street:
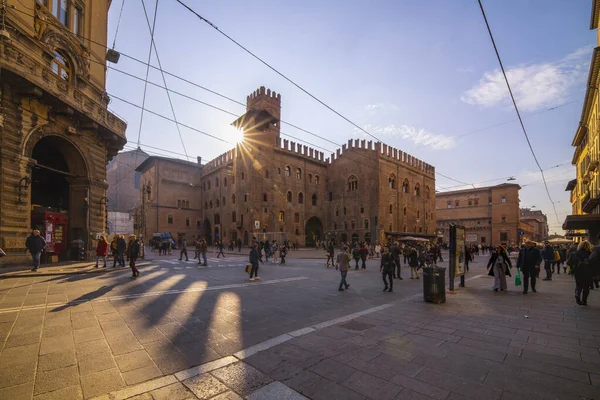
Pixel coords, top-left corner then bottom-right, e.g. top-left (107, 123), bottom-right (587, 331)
top-left (0, 252), bottom-right (599, 399)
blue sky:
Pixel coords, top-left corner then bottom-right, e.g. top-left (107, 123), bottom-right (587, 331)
top-left (105, 0), bottom-right (596, 233)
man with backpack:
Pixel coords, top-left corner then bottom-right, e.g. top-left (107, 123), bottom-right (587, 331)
top-left (516, 241), bottom-right (541, 294)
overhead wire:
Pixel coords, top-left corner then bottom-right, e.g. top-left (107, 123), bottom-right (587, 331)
top-left (477, 0), bottom-right (560, 224)
top-left (111, 0), bottom-right (126, 49)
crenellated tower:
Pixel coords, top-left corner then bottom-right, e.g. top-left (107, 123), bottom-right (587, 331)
top-left (231, 86), bottom-right (281, 146)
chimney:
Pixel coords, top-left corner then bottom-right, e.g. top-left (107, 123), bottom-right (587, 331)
top-left (197, 156), bottom-right (202, 164)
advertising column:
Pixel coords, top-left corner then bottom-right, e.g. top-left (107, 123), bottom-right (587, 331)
top-left (449, 224), bottom-right (466, 291)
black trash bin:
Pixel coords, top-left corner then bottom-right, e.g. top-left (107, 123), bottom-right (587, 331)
top-left (70, 240), bottom-right (85, 261)
top-left (423, 266), bottom-right (446, 304)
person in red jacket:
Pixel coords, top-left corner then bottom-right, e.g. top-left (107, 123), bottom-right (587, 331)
top-left (95, 235), bottom-right (109, 268)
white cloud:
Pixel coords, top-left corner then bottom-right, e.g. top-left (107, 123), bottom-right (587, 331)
top-left (359, 124), bottom-right (457, 150)
top-left (461, 46), bottom-right (591, 111)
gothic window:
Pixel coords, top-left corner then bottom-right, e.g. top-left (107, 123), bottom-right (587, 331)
top-left (167, 214), bottom-right (173, 224)
top-left (474, 198), bottom-right (479, 206)
top-left (279, 211), bottom-right (285, 222)
top-left (335, 208), bottom-right (339, 217)
top-left (312, 194), bottom-right (317, 206)
top-left (364, 219), bottom-right (369, 229)
top-left (209, 201), bottom-right (213, 209)
top-left (403, 207), bottom-right (407, 216)
top-left (186, 217), bottom-right (190, 227)
top-left (447, 201), bottom-right (451, 209)
top-left (501, 215), bottom-right (506, 223)
top-left (216, 199), bottom-right (220, 207)
top-left (343, 207), bottom-right (347, 215)
top-left (208, 181), bottom-right (211, 190)
top-left (501, 196), bottom-right (506, 203)
top-left (277, 167), bottom-right (281, 175)
top-left (196, 219), bottom-right (201, 228)
top-left (73, 4), bottom-right (83, 35)
top-left (298, 192), bottom-right (304, 204)
top-left (224, 177), bottom-right (228, 187)
top-left (315, 175), bottom-right (320, 184)
top-left (351, 221), bottom-right (355, 230)
top-left (417, 210), bottom-right (420, 218)
top-left (286, 191), bottom-right (292, 203)
top-left (295, 213), bottom-right (300, 223)
top-left (214, 214), bottom-right (220, 224)
top-left (402, 179), bottom-right (409, 193)
top-left (205, 201), bottom-right (208, 209)
top-left (347, 175), bottom-right (358, 191)
top-left (216, 177), bottom-right (219, 187)
top-left (389, 174), bottom-right (396, 189)
top-left (296, 168), bottom-right (302, 180)
top-left (51, 50), bottom-right (71, 82)
top-left (222, 197), bottom-right (226, 206)
top-left (425, 186), bottom-right (430, 199)
top-left (403, 225), bottom-right (407, 233)
top-left (232, 212), bottom-right (237, 223)
top-left (455, 200), bottom-right (460, 207)
top-left (241, 172), bottom-right (245, 180)
top-left (488, 196), bottom-right (492, 205)
top-left (414, 183), bottom-right (421, 197)
top-left (308, 174), bottom-right (313, 183)
top-left (389, 204), bottom-right (393, 214)
top-left (285, 166), bottom-right (291, 177)
top-left (264, 193), bottom-right (269, 202)
top-left (244, 194), bottom-right (248, 203)
top-left (231, 194), bottom-right (236, 204)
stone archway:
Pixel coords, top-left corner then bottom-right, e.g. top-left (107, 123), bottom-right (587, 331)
top-left (28, 135), bottom-right (89, 260)
top-left (305, 216), bottom-right (323, 247)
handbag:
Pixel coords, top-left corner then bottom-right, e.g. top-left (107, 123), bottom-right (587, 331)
top-left (245, 264), bottom-right (252, 274)
top-left (515, 269), bottom-right (521, 287)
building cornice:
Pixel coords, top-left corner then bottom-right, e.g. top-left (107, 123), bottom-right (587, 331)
top-left (572, 47), bottom-right (600, 147)
top-left (591, 0), bottom-right (600, 30)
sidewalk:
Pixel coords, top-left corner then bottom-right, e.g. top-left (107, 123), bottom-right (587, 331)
top-left (89, 269), bottom-right (600, 400)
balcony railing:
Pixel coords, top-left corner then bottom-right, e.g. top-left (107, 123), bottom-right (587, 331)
top-left (582, 191), bottom-right (600, 214)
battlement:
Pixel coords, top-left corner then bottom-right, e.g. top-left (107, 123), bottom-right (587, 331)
top-left (247, 86), bottom-right (281, 104)
top-left (201, 148), bottom-right (235, 175)
top-left (325, 139), bottom-right (435, 177)
top-left (275, 137), bottom-right (326, 164)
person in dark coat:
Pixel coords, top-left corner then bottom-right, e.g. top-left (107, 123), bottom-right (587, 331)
top-left (326, 242), bottom-right (335, 268)
top-left (542, 241), bottom-right (555, 281)
top-left (25, 229), bottom-right (46, 272)
top-left (516, 241), bottom-right (541, 294)
top-left (117, 235), bottom-right (127, 267)
top-left (380, 246), bottom-right (395, 292)
top-left (352, 247), bottom-right (361, 270)
top-left (249, 243), bottom-right (260, 281)
top-left (409, 247), bottom-right (420, 279)
top-left (128, 235), bottom-right (141, 278)
top-left (486, 246), bottom-right (512, 292)
top-left (589, 235), bottom-right (600, 289)
top-left (359, 244), bottom-right (368, 270)
top-left (390, 242), bottom-right (402, 280)
top-left (568, 241), bottom-right (593, 305)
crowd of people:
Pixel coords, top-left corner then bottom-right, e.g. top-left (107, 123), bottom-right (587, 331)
top-left (94, 234), bottom-right (141, 279)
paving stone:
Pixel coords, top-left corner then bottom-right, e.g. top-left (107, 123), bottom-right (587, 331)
top-left (183, 373), bottom-right (229, 399)
top-left (340, 370), bottom-right (402, 400)
top-left (301, 377), bottom-right (366, 400)
top-left (395, 387), bottom-right (438, 400)
top-left (390, 373), bottom-right (450, 400)
top-left (33, 385), bottom-right (83, 400)
top-left (154, 352), bottom-right (190, 375)
top-left (246, 381), bottom-right (308, 400)
top-left (78, 349), bottom-right (117, 375)
top-left (108, 338), bottom-right (144, 355)
top-left (122, 364), bottom-right (163, 385)
top-left (504, 354), bottom-right (589, 384)
top-left (0, 382), bottom-right (33, 400)
top-left (484, 372), bottom-right (577, 400)
top-left (309, 358), bottom-right (355, 383)
top-left (208, 391), bottom-right (243, 400)
top-left (73, 326), bottom-right (104, 344)
top-left (42, 324), bottom-right (72, 339)
top-left (150, 382), bottom-right (196, 400)
top-left (75, 338), bottom-right (110, 358)
top-left (0, 362), bottom-right (36, 389)
top-left (415, 367), bottom-right (502, 400)
top-left (518, 368), bottom-right (599, 399)
top-left (80, 367), bottom-right (125, 399)
top-left (4, 331), bottom-right (41, 348)
top-left (144, 339), bottom-right (181, 359)
top-left (0, 343), bottom-right (39, 367)
top-left (38, 350), bottom-right (77, 372)
top-left (114, 349), bottom-right (154, 372)
top-left (34, 365), bottom-right (79, 395)
top-left (40, 335), bottom-right (75, 355)
top-left (282, 369), bottom-right (323, 395)
top-left (210, 361), bottom-right (272, 397)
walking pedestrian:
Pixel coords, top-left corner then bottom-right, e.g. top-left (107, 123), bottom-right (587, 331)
top-left (409, 247), bottom-right (420, 279)
top-left (237, 238), bottom-right (242, 252)
top-left (95, 235), bottom-right (108, 268)
top-left (249, 243), bottom-right (260, 281)
top-left (516, 241), bottom-right (541, 294)
top-left (179, 237), bottom-right (189, 261)
top-left (127, 234), bottom-right (141, 278)
top-left (198, 238), bottom-right (208, 266)
top-left (352, 247), bottom-right (360, 270)
top-left (217, 241), bottom-right (225, 258)
top-left (117, 235), bottom-right (126, 266)
top-left (542, 241), bottom-right (554, 281)
top-left (279, 244), bottom-right (287, 265)
top-left (110, 236), bottom-right (119, 267)
top-left (380, 246), bottom-right (394, 292)
top-left (375, 242), bottom-right (381, 258)
top-left (359, 243), bottom-right (368, 270)
top-left (403, 244), bottom-right (411, 267)
top-left (487, 246), bottom-right (512, 292)
top-left (390, 242), bottom-right (402, 279)
top-left (25, 229), bottom-right (46, 272)
top-left (336, 246), bottom-right (350, 291)
top-left (567, 241), bottom-right (592, 305)
top-left (326, 241), bottom-right (335, 267)
top-left (588, 234), bottom-right (600, 290)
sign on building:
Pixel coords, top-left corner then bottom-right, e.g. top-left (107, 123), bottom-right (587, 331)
top-left (465, 233), bottom-right (478, 243)
top-left (254, 221), bottom-right (260, 229)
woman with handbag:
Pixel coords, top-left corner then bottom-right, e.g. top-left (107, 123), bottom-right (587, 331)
top-left (95, 235), bottom-right (109, 268)
top-left (487, 245), bottom-right (512, 292)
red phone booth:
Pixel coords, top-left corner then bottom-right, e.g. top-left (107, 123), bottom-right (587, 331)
top-left (31, 212), bottom-right (69, 261)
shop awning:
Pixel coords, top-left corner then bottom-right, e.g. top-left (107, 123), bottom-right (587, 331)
top-left (562, 214), bottom-right (600, 230)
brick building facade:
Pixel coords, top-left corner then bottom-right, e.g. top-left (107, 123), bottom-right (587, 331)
top-left (139, 87), bottom-right (436, 246)
top-left (519, 208), bottom-right (548, 243)
top-left (435, 184), bottom-right (521, 246)
top-left (0, 0), bottom-right (126, 264)
top-left (135, 157), bottom-right (203, 241)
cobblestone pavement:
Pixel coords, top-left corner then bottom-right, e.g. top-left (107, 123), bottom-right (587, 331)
top-left (0, 252), bottom-right (599, 399)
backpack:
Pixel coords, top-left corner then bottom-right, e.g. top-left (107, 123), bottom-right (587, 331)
top-left (553, 250), bottom-right (560, 261)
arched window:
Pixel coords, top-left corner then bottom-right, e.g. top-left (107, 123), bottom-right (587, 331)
top-left (351, 221), bottom-right (355, 230)
top-left (285, 166), bottom-right (291, 177)
top-left (209, 201), bottom-right (213, 209)
top-left (315, 175), bottom-right (320, 184)
top-left (364, 219), bottom-right (369, 229)
top-left (241, 172), bottom-right (245, 180)
top-left (177, 200), bottom-right (182, 208)
top-left (403, 207), bottom-right (407, 216)
top-left (186, 217), bottom-right (190, 227)
top-left (232, 212), bottom-right (237, 223)
top-left (279, 211), bottom-right (285, 222)
top-left (447, 201), bottom-right (451, 209)
top-left (232, 194), bottom-right (236, 204)
top-left (347, 175), bottom-right (358, 191)
top-left (389, 174), bottom-right (396, 189)
top-left (501, 196), bottom-right (506, 203)
top-left (344, 221), bottom-right (348, 230)
top-left (205, 201), bottom-right (208, 209)
top-left (298, 192), bottom-right (304, 204)
top-left (414, 183), bottom-right (421, 197)
top-left (403, 225), bottom-right (407, 233)
top-left (216, 177), bottom-right (219, 187)
top-left (277, 167), bottom-right (281, 175)
top-left (167, 215), bottom-right (173, 224)
top-left (216, 199), bottom-right (220, 207)
top-left (389, 204), bottom-right (393, 214)
top-left (51, 50), bottom-right (71, 82)
top-left (222, 197), bottom-right (226, 206)
top-left (312, 194), bottom-right (317, 206)
top-left (214, 214), bottom-right (220, 224)
top-left (186, 200), bottom-right (190, 208)
top-left (402, 179), bottom-right (409, 193)
top-left (425, 186), bottom-right (430, 199)
top-left (468, 199), bottom-right (472, 206)
top-left (335, 208), bottom-right (339, 217)
top-left (208, 181), bottom-right (211, 190)
top-left (264, 193), bottom-right (269, 202)
top-left (308, 174), bottom-right (313, 183)
top-left (343, 207), bottom-right (347, 215)
top-left (417, 210), bottom-right (420, 218)
top-left (413, 225), bottom-right (417, 233)
top-left (196, 219), bottom-right (201, 228)
top-left (296, 168), bottom-right (302, 180)
top-left (286, 191), bottom-right (292, 203)
top-left (224, 177), bottom-right (228, 187)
